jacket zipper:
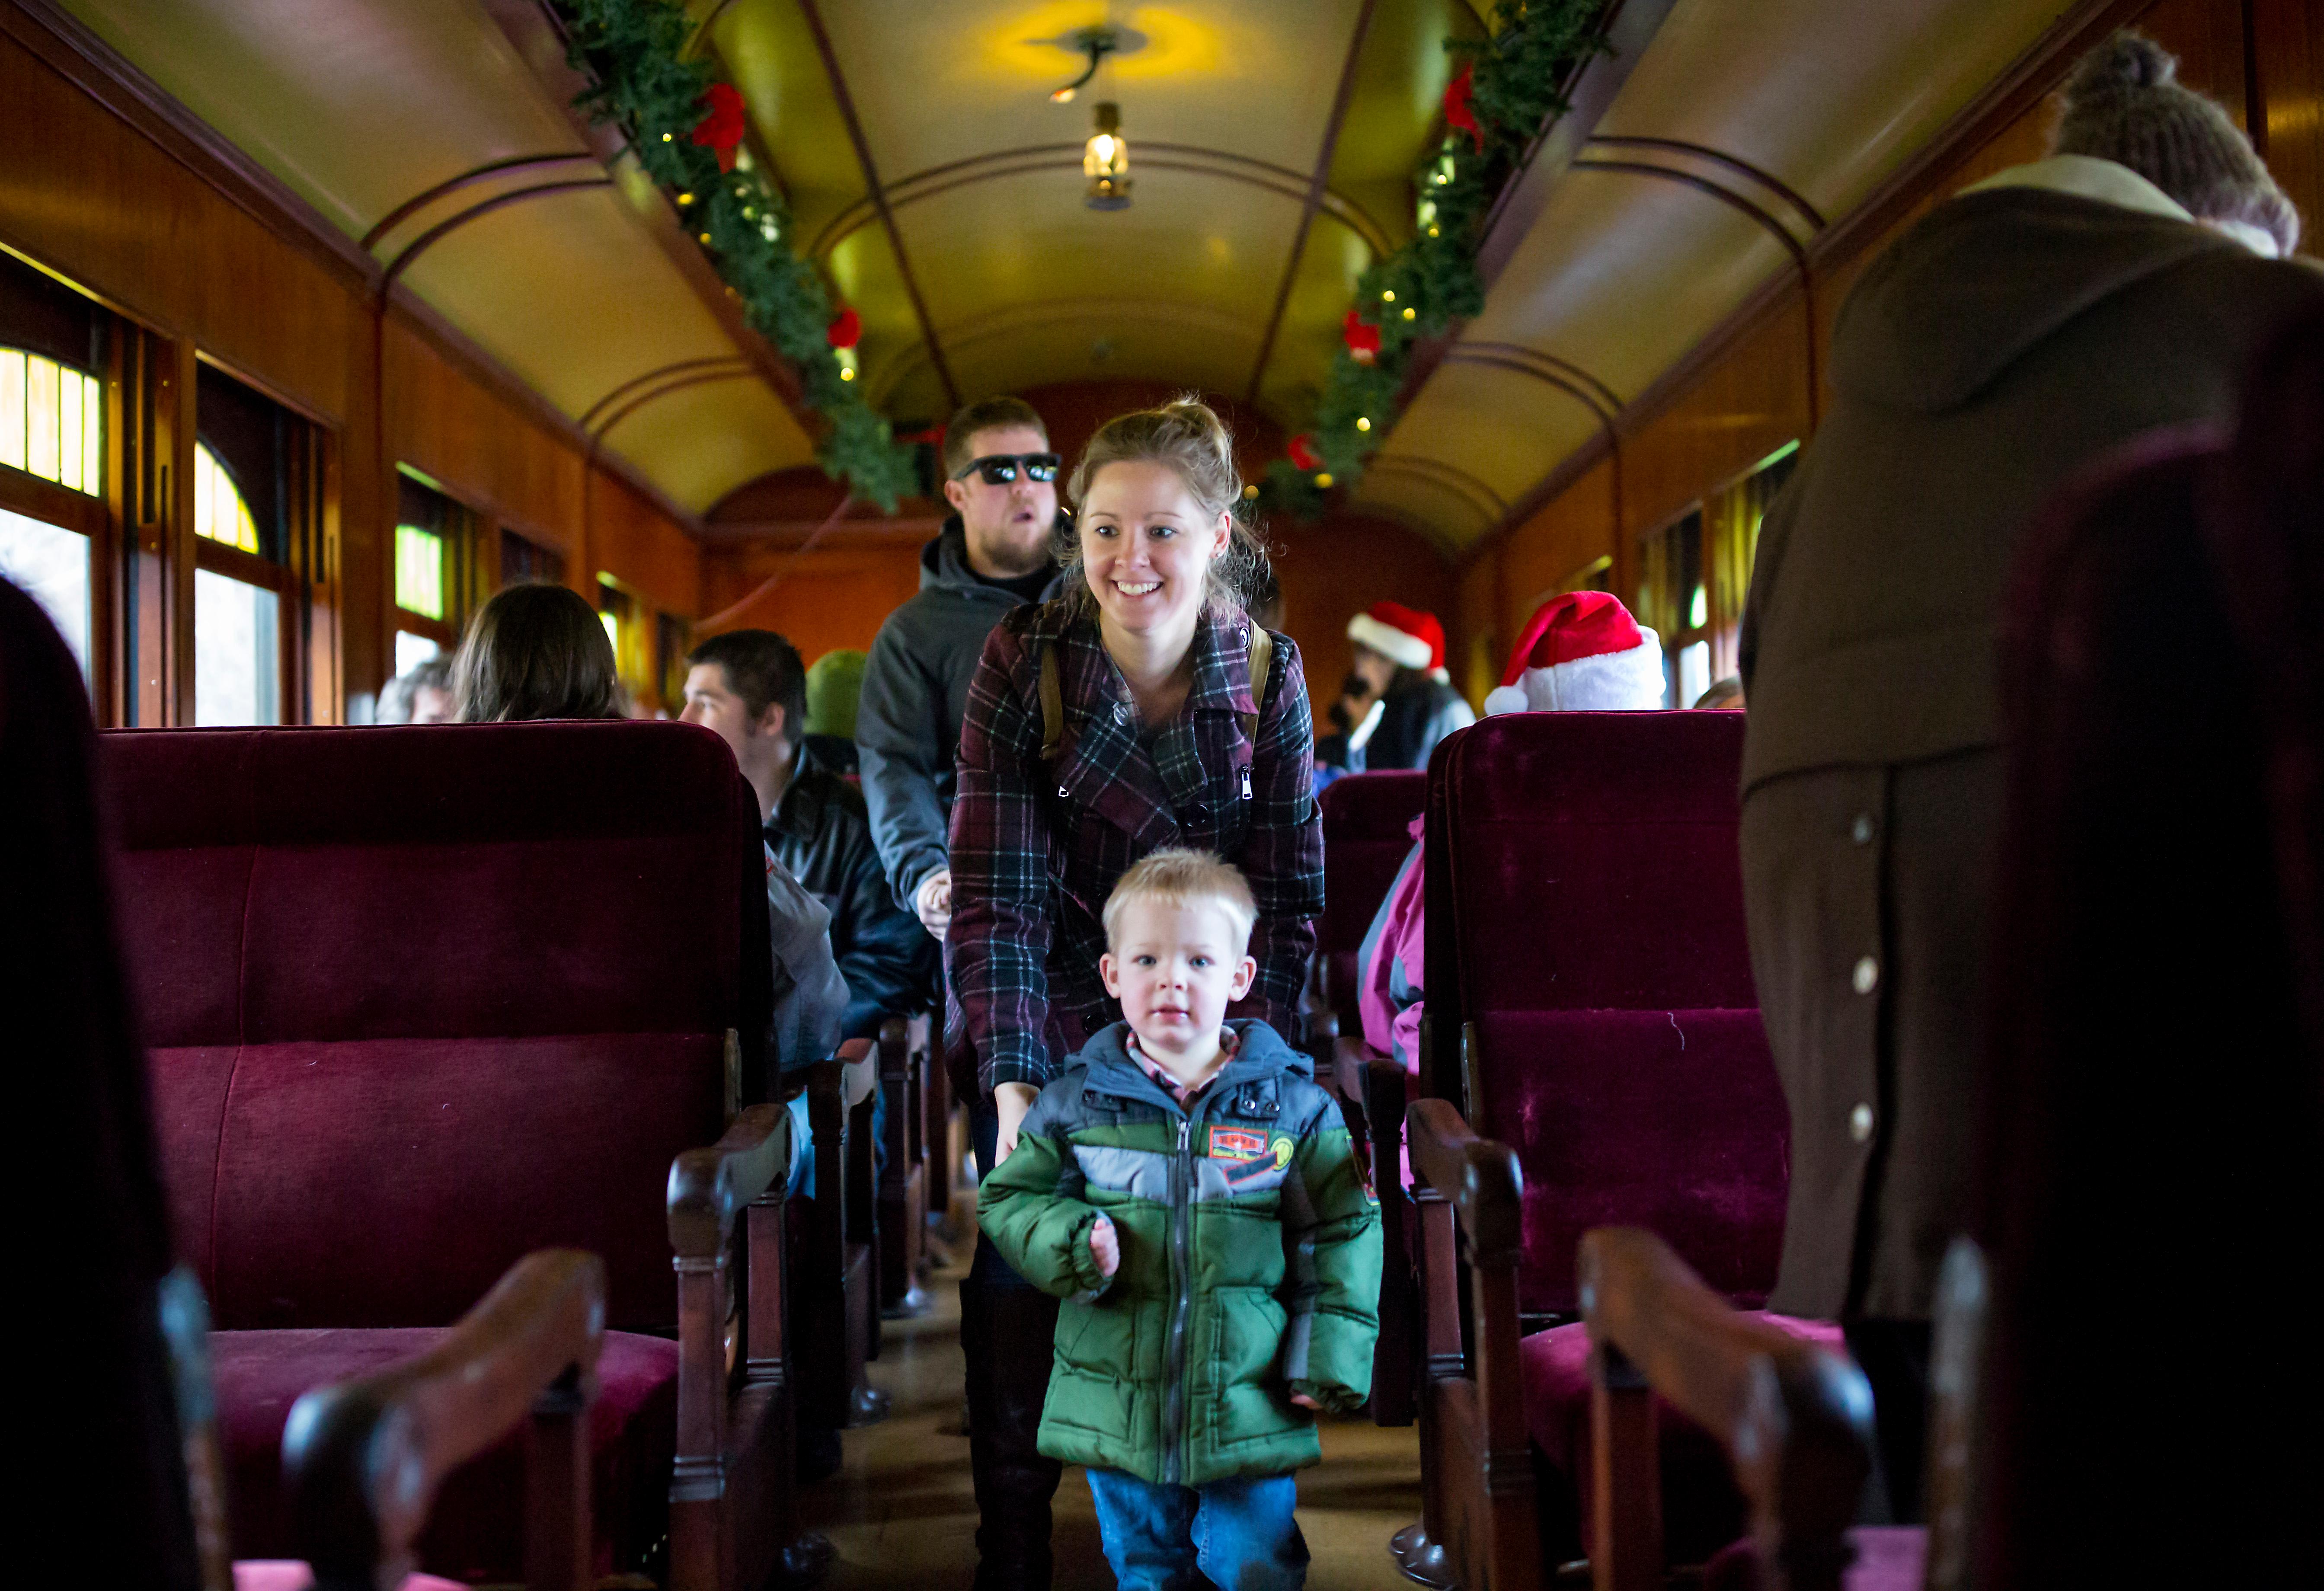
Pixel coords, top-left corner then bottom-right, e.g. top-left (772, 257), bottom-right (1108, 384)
top-left (1164, 1110), bottom-right (1194, 1485)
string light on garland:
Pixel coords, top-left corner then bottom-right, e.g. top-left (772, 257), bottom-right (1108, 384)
top-left (554, 0), bottom-right (916, 510)
top-left (1248, 0), bottom-right (1608, 524)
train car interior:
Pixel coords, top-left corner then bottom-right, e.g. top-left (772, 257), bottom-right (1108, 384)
top-left (7, 0), bottom-right (2319, 1588)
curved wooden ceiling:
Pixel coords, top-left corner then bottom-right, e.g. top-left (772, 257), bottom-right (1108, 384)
top-left (58, 0), bottom-right (2084, 546)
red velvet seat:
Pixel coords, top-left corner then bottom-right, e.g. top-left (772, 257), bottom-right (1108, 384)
top-left (1519, 1315), bottom-right (1845, 1568)
top-left (1408, 712), bottom-right (1800, 1581)
top-left (103, 722), bottom-right (773, 1583)
top-left (214, 1328), bottom-right (679, 1578)
top-left (1313, 769), bottom-right (1428, 1031)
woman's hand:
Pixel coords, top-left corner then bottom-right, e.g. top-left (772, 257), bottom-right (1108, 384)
top-left (1089, 1214), bottom-right (1120, 1278)
top-left (993, 1082), bottom-right (1040, 1163)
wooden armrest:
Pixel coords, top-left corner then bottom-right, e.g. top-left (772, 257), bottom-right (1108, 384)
top-left (668, 1102), bottom-right (794, 1261)
top-left (1404, 1097), bottom-right (1523, 1264)
top-left (1579, 1228), bottom-right (1870, 1533)
top-left (839, 1036), bottom-right (877, 1110)
top-left (284, 1250), bottom-right (605, 1588)
top-left (1332, 1035), bottom-right (1408, 1110)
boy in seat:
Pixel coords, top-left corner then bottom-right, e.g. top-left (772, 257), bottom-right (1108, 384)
top-left (979, 849), bottom-right (1381, 1591)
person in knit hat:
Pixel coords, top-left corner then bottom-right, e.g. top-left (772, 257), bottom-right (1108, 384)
top-left (1355, 591), bottom-right (1665, 1076)
top-left (1739, 29), bottom-right (2322, 1524)
top-left (802, 646), bottom-right (866, 775)
top-left (1317, 600), bottom-right (1474, 778)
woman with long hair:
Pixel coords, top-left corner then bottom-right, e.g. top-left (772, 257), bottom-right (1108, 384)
top-left (944, 397), bottom-right (1324, 1591)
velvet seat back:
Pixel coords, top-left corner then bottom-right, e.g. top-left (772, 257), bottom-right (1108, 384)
top-left (1430, 712), bottom-right (1784, 1314)
top-left (1315, 771), bottom-right (1428, 1007)
top-left (103, 722), bottom-right (765, 1333)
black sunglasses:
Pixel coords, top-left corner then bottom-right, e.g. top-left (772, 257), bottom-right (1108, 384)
top-left (953, 452), bottom-right (1061, 486)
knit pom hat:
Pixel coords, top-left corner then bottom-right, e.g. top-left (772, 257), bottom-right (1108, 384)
top-left (2055, 33), bottom-right (2298, 257)
top-left (1482, 591), bottom-right (1666, 716)
top-left (803, 648), bottom-right (867, 739)
top-left (1348, 601), bottom-right (1450, 682)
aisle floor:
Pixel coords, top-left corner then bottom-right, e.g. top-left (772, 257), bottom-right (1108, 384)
top-left (802, 1212), bottom-right (1425, 1590)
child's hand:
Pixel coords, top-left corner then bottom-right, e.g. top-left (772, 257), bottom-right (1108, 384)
top-left (1290, 1392), bottom-right (1322, 1410)
top-left (1089, 1214), bottom-right (1120, 1278)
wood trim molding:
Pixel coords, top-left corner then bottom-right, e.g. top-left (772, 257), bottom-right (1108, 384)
top-left (0, 460), bottom-right (108, 534)
top-left (193, 528), bottom-right (289, 591)
top-left (2, 0), bottom-right (379, 294)
top-left (1451, 0), bottom-right (2155, 570)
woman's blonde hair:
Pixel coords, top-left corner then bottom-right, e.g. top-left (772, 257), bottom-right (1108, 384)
top-left (1060, 396), bottom-right (1269, 617)
top-left (453, 582), bottom-right (626, 722)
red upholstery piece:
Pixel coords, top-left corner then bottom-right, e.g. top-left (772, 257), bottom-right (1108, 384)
top-left (1316, 770), bottom-right (1429, 957)
top-left (102, 722), bottom-right (767, 1577)
top-left (214, 1329), bottom-right (679, 1583)
top-left (1519, 1316), bottom-right (1844, 1565)
top-left (1702, 1527), bottom-right (1927, 1591)
top-left (105, 722), bottom-right (757, 1333)
top-left (1432, 712), bottom-right (1785, 1315)
top-left (151, 1035), bottom-right (723, 1329)
top-left (1479, 1010), bottom-right (1787, 1312)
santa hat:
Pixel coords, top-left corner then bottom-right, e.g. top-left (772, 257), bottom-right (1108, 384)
top-left (1347, 601), bottom-right (1449, 683)
top-left (1483, 591), bottom-right (1666, 716)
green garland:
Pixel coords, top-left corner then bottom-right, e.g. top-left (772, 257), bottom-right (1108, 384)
top-left (1252, 0), bottom-right (1606, 522)
top-left (557, 0), bottom-right (919, 511)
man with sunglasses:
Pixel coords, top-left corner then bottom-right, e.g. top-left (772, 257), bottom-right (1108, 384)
top-left (860, 396), bottom-right (1067, 942)
top-left (857, 395), bottom-right (1069, 1590)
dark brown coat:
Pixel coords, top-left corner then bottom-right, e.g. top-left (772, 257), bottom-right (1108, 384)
top-left (1740, 182), bottom-right (2324, 1320)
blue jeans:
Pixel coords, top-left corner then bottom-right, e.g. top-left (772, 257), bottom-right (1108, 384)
top-left (1084, 1468), bottom-right (1308, 1591)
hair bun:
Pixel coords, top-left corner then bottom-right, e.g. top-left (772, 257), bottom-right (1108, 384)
top-left (2068, 32), bottom-right (2177, 99)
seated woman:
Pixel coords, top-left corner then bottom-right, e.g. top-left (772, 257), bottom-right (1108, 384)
top-left (452, 582), bottom-right (848, 1076)
top-left (1357, 590), bottom-right (1667, 1073)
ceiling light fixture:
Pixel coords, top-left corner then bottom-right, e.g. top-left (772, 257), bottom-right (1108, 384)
top-left (1084, 102), bottom-right (1131, 211)
top-left (1047, 25), bottom-right (1135, 102)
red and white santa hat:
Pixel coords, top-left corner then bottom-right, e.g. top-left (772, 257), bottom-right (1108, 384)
top-left (1347, 601), bottom-right (1449, 683)
top-left (1483, 590), bottom-right (1665, 716)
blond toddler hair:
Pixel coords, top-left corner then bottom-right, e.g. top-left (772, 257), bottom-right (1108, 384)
top-left (1100, 848), bottom-right (1257, 952)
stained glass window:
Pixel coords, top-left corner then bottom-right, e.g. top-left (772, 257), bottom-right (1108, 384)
top-left (0, 346), bottom-right (103, 496)
top-left (193, 443), bottom-right (259, 553)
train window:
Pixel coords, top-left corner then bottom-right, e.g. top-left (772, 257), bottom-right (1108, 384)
top-left (394, 471), bottom-right (476, 666)
top-left (0, 505), bottom-right (90, 672)
top-left (1, 347), bottom-right (103, 496)
top-left (1637, 444), bottom-right (1800, 706)
top-left (190, 444), bottom-right (279, 726)
top-left (656, 611), bottom-right (690, 715)
top-left (501, 527), bottom-right (565, 588)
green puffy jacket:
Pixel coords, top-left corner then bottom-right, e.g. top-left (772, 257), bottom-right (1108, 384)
top-left (978, 1020), bottom-right (1381, 1486)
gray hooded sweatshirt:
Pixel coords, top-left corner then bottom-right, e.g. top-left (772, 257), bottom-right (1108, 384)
top-left (857, 518), bottom-right (1065, 907)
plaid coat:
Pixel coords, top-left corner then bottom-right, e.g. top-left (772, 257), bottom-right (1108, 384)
top-left (948, 600), bottom-right (1325, 1096)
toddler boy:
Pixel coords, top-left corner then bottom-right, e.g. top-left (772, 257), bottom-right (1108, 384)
top-left (979, 849), bottom-right (1381, 1591)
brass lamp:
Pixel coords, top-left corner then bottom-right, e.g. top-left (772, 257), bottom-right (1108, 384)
top-left (1084, 102), bottom-right (1131, 211)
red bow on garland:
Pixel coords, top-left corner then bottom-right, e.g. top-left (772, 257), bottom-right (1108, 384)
top-left (1342, 308), bottom-right (1381, 365)
top-left (692, 83), bottom-right (747, 173)
top-left (1443, 61), bottom-right (1483, 152)
top-left (827, 307), bottom-right (862, 350)
top-left (1288, 433), bottom-right (1323, 471)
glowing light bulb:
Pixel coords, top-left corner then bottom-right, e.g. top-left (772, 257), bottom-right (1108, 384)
top-left (1314, 472), bottom-right (1334, 489)
top-left (1402, 307), bottom-right (1416, 320)
top-left (678, 192), bottom-right (694, 205)
top-left (1382, 289), bottom-right (1396, 302)
top-left (1356, 417), bottom-right (1371, 432)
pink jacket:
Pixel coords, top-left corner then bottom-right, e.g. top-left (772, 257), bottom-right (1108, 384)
top-left (1356, 818), bottom-right (1426, 1075)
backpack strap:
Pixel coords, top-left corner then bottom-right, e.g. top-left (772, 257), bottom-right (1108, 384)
top-left (1241, 626), bottom-right (1275, 746)
top-left (1040, 624), bottom-right (1276, 763)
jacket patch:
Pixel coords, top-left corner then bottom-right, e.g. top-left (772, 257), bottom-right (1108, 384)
top-left (1208, 1127), bottom-right (1269, 1162)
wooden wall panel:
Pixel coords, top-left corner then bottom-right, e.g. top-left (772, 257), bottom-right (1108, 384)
top-left (1474, 0), bottom-right (2302, 631)
top-left (1496, 456), bottom-right (1618, 644)
top-left (1, 7), bottom-right (719, 719)
top-left (700, 540), bottom-right (926, 663)
top-left (0, 26), bottom-right (358, 425)
top-left (385, 317), bottom-right (581, 554)
top-left (1270, 511), bottom-right (1456, 735)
